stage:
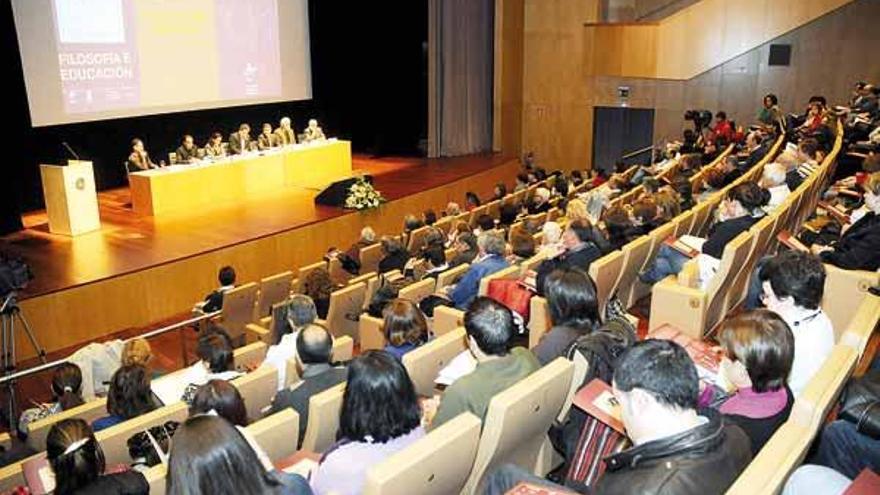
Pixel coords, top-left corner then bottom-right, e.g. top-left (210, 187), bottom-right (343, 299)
top-left (1, 153), bottom-right (518, 360)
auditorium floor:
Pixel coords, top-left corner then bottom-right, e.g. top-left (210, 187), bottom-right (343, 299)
top-left (1, 153), bottom-right (510, 300)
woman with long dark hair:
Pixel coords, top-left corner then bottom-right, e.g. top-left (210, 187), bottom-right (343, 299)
top-left (532, 267), bottom-right (600, 365)
top-left (167, 415), bottom-right (310, 495)
top-left (310, 351), bottom-right (424, 495)
top-left (93, 364), bottom-right (158, 431)
top-left (48, 418), bottom-right (148, 495)
top-left (19, 363), bottom-right (85, 437)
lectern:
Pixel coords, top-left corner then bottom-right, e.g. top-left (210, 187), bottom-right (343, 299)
top-left (39, 160), bottom-right (101, 236)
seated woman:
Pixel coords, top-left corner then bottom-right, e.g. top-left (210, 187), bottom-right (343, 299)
top-left (263, 295), bottom-right (318, 390)
top-left (640, 182), bottom-right (769, 285)
top-left (344, 226), bottom-right (376, 264)
top-left (603, 206), bottom-right (640, 250)
top-left (493, 182), bottom-right (508, 201)
top-left (152, 328), bottom-right (243, 405)
top-left (532, 267), bottom-right (600, 365)
top-left (465, 191), bottom-right (482, 211)
top-left (93, 365), bottom-right (159, 432)
top-left (382, 299), bottom-right (429, 360)
top-left (714, 309), bottom-right (795, 454)
top-left (189, 380), bottom-right (273, 471)
top-left (377, 237), bottom-right (410, 274)
top-left (19, 363), bottom-right (84, 437)
top-left (167, 415), bottom-right (310, 495)
top-left (538, 221), bottom-right (564, 258)
top-left (631, 197), bottom-right (660, 235)
top-left (310, 351), bottom-right (425, 495)
top-left (507, 231), bottom-right (536, 265)
top-left (811, 171), bottom-right (880, 271)
top-left (304, 268), bottom-right (334, 319)
top-left (48, 418), bottom-right (148, 495)
top-left (418, 245), bottom-right (449, 279)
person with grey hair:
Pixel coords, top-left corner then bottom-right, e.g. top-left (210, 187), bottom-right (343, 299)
top-left (445, 202), bottom-right (462, 217)
top-left (268, 323), bottom-right (346, 447)
top-left (262, 295), bottom-right (318, 390)
top-left (345, 226), bottom-right (377, 264)
top-left (303, 119), bottom-right (326, 142)
top-left (446, 231), bottom-right (510, 309)
top-left (403, 214), bottom-right (424, 234)
top-left (527, 187), bottom-right (552, 214)
top-left (760, 162), bottom-right (790, 212)
top-left (378, 236), bottom-right (410, 273)
top-left (274, 116), bottom-right (297, 145)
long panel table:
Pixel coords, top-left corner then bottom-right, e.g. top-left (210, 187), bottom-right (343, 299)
top-left (129, 139), bottom-right (352, 216)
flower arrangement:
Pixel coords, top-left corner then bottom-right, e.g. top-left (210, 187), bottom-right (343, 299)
top-left (344, 177), bottom-right (385, 210)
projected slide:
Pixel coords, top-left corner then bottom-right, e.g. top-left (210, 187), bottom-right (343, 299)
top-left (12, 0), bottom-right (310, 126)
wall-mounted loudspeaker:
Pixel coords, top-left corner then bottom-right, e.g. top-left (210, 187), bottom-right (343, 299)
top-left (768, 44), bottom-right (791, 66)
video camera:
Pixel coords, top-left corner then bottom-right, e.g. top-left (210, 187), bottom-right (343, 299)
top-left (0, 255), bottom-right (33, 299)
top-left (684, 109), bottom-right (713, 133)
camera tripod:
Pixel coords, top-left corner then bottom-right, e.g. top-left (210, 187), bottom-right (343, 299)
top-left (1, 292), bottom-right (46, 433)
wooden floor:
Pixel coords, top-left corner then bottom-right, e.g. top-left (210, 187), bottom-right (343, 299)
top-left (2, 153), bottom-right (512, 300)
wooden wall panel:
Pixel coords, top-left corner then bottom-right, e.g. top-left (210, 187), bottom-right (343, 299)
top-left (493, 0), bottom-right (525, 157)
top-left (16, 161), bottom-right (520, 360)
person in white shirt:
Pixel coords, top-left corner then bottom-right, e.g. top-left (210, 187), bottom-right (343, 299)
top-left (261, 295), bottom-right (318, 391)
top-left (760, 162), bottom-right (791, 212)
top-left (759, 251), bottom-right (834, 397)
top-left (151, 328), bottom-right (242, 405)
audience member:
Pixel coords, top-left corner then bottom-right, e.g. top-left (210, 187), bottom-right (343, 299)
top-left (382, 299), bottom-right (428, 360)
top-left (167, 415), bottom-right (310, 495)
top-left (760, 163), bottom-right (791, 211)
top-left (48, 418), bottom-right (148, 495)
top-left (201, 265), bottom-right (236, 313)
top-left (465, 191), bottom-right (482, 210)
top-left (303, 267), bottom-right (334, 319)
top-left (430, 298), bottom-right (540, 427)
top-left (493, 182), bottom-right (508, 201)
top-left (263, 295), bottom-right (318, 390)
top-left (378, 237), bottom-right (410, 274)
top-left (557, 220), bottom-right (603, 272)
top-left (715, 310), bottom-right (795, 454)
top-left (344, 227), bottom-right (376, 264)
top-left (507, 231), bottom-right (536, 264)
top-left (812, 171), bottom-right (880, 271)
top-left (152, 329), bottom-right (242, 405)
top-left (93, 365), bottom-right (158, 431)
top-left (447, 231), bottom-right (509, 309)
top-left (532, 267), bottom-right (599, 365)
top-left (18, 363), bottom-right (85, 437)
top-left (310, 351), bottom-right (424, 495)
top-left (448, 231), bottom-right (478, 267)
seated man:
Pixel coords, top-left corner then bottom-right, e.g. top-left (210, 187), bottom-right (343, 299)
top-left (812, 171), bottom-right (880, 271)
top-left (274, 116), bottom-right (297, 146)
top-left (200, 266), bottom-right (236, 313)
top-left (257, 123), bottom-right (278, 151)
top-left (557, 220), bottom-right (603, 272)
top-left (719, 155), bottom-right (743, 186)
top-left (229, 123), bottom-right (254, 155)
top-left (446, 231), bottom-right (509, 310)
top-left (127, 138), bottom-right (159, 171)
top-left (203, 132), bottom-right (226, 158)
top-left (759, 251), bottom-right (834, 396)
top-left (481, 339), bottom-right (752, 495)
top-left (429, 297), bottom-right (540, 428)
top-left (268, 324), bottom-right (347, 448)
top-left (175, 134), bottom-right (200, 164)
top-left (302, 119), bottom-right (326, 142)
top-left (759, 162), bottom-right (790, 212)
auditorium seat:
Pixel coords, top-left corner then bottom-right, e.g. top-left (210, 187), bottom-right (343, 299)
top-left (588, 250), bottom-right (625, 319)
top-left (232, 365), bottom-right (278, 421)
top-left (478, 265), bottom-right (521, 298)
top-left (402, 327), bottom-right (468, 397)
top-left (789, 345), bottom-right (857, 432)
top-left (233, 341), bottom-right (269, 371)
top-left (407, 225), bottom-right (433, 253)
top-left (671, 209), bottom-right (695, 238)
top-left (360, 243), bottom-right (384, 275)
top-left (25, 397), bottom-right (108, 451)
top-left (724, 215), bottom-right (778, 313)
top-left (434, 215), bottom-right (454, 234)
top-left (626, 222), bottom-right (674, 308)
top-left (461, 358), bottom-right (575, 494)
top-left (432, 306), bottom-right (465, 337)
top-left (436, 263), bottom-right (470, 292)
top-left (613, 235), bottom-right (651, 312)
top-left (256, 271), bottom-right (294, 318)
top-left (649, 231), bottom-right (753, 338)
top-left (246, 301), bottom-right (286, 344)
top-left (219, 282), bottom-right (259, 344)
top-left (358, 314), bottom-right (386, 351)
top-left (468, 205), bottom-right (490, 228)
top-left (399, 277), bottom-right (437, 304)
top-left (557, 351), bottom-right (589, 423)
top-left (839, 291), bottom-right (880, 359)
top-left (363, 412), bottom-right (482, 495)
top-left (363, 274), bottom-right (382, 310)
top-left (95, 402), bottom-right (189, 466)
top-left (486, 200), bottom-right (501, 220)
top-left (822, 264), bottom-right (880, 339)
top-left (725, 418), bottom-right (810, 495)
top-left (300, 382), bottom-right (346, 453)
top-left (349, 271), bottom-right (378, 287)
top-left (144, 464), bottom-right (167, 495)
top-left (318, 282), bottom-right (367, 343)
top-left (527, 297), bottom-right (551, 349)
top-left (248, 408), bottom-right (301, 462)
top-left (519, 253), bottom-right (546, 274)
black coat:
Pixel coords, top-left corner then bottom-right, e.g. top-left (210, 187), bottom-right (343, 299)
top-left (821, 212), bottom-right (880, 271)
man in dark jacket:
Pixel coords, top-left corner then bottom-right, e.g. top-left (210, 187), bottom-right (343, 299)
top-left (480, 339), bottom-right (752, 495)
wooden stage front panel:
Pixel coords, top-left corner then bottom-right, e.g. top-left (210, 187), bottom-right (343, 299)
top-left (6, 155), bottom-right (518, 360)
top-left (129, 140), bottom-right (352, 215)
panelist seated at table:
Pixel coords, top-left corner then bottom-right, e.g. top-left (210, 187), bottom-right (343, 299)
top-left (175, 134), bottom-right (201, 164)
top-left (257, 123), bottom-right (279, 151)
top-left (274, 116), bottom-right (297, 146)
top-left (228, 123), bottom-right (257, 155)
top-left (203, 132), bottom-right (226, 159)
top-left (302, 118), bottom-right (326, 143)
top-left (127, 138), bottom-right (162, 171)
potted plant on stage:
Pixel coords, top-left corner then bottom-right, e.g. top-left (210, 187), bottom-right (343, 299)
top-left (344, 176), bottom-right (386, 210)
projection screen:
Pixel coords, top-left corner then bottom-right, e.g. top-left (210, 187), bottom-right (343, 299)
top-left (12, 0), bottom-right (311, 127)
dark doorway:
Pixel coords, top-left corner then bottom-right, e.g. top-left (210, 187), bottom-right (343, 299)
top-left (592, 107), bottom-right (655, 172)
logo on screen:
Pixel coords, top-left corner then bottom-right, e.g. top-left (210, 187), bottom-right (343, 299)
top-left (75, 177), bottom-right (85, 190)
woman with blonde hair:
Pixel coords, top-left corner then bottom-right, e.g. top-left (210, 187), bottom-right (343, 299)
top-left (122, 338), bottom-right (153, 368)
top-left (565, 198), bottom-right (590, 224)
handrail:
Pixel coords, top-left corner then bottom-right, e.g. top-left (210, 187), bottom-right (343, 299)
top-left (0, 310), bottom-right (220, 385)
